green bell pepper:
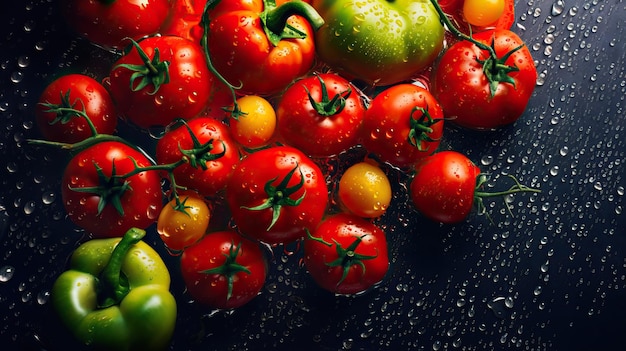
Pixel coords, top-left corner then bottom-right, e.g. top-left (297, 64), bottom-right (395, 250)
top-left (311, 0), bottom-right (444, 86)
top-left (51, 228), bottom-right (177, 351)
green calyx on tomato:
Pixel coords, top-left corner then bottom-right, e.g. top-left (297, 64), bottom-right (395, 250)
top-left (38, 91), bottom-right (98, 136)
top-left (429, 0), bottom-right (524, 96)
top-left (175, 120), bottom-right (227, 171)
top-left (408, 106), bottom-right (444, 152)
top-left (305, 74), bottom-right (352, 117)
top-left (260, 0), bottom-right (325, 46)
top-left (312, 0), bottom-right (444, 86)
top-left (114, 39), bottom-right (170, 95)
top-left (477, 40), bottom-right (524, 96)
top-left (69, 160), bottom-right (131, 216)
top-left (51, 228), bottom-right (177, 350)
top-left (242, 163), bottom-right (306, 230)
top-left (199, 240), bottom-right (251, 300)
top-left (306, 229), bottom-right (378, 287)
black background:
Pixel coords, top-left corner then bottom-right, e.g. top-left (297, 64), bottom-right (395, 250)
top-left (1, 1), bottom-right (625, 350)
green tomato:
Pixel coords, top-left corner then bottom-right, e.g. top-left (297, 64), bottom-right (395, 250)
top-left (312, 0), bottom-right (444, 86)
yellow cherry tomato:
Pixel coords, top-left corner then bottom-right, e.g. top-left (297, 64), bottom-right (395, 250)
top-left (157, 192), bottom-right (210, 251)
top-left (338, 161), bottom-right (392, 218)
top-left (229, 95), bottom-right (277, 149)
top-left (463, 0), bottom-right (505, 27)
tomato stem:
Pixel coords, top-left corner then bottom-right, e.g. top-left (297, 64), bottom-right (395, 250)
top-left (325, 234), bottom-right (378, 288)
top-left (473, 174), bottom-right (541, 219)
top-left (199, 240), bottom-right (251, 301)
top-left (407, 106), bottom-right (444, 152)
top-left (27, 133), bottom-right (127, 151)
top-left (242, 163), bottom-right (306, 231)
top-left (200, 1), bottom-right (245, 119)
top-left (429, 0), bottom-right (494, 53)
top-left (305, 74), bottom-right (352, 117)
top-left (114, 38), bottom-right (171, 95)
top-left (39, 90), bottom-right (99, 137)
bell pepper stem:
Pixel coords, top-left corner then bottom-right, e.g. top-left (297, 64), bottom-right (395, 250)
top-left (98, 228), bottom-right (146, 308)
top-left (263, 0), bottom-right (325, 35)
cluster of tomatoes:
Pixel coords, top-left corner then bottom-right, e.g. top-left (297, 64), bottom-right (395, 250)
top-left (34, 0), bottom-right (540, 311)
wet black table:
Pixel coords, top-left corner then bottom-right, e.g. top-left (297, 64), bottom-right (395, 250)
top-left (1, 1), bottom-right (625, 350)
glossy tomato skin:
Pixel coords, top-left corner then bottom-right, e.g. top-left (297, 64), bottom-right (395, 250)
top-left (303, 213), bottom-right (389, 295)
top-left (226, 145), bottom-right (328, 245)
top-left (36, 74), bottom-right (117, 143)
top-left (60, 0), bottom-right (173, 50)
top-left (108, 36), bottom-right (213, 128)
top-left (362, 84), bottom-right (444, 169)
top-left (409, 151), bottom-right (482, 224)
top-left (276, 73), bottom-right (366, 158)
top-left (431, 29), bottom-right (537, 130)
top-left (159, 0), bottom-right (206, 42)
top-left (180, 230), bottom-right (268, 309)
top-left (157, 192), bottom-right (211, 251)
top-left (156, 117), bottom-right (240, 197)
top-left (229, 95), bottom-right (278, 149)
top-left (438, 0), bottom-right (515, 35)
top-left (338, 161), bottom-right (392, 219)
top-left (207, 0), bottom-right (319, 95)
top-left (61, 141), bottom-right (163, 238)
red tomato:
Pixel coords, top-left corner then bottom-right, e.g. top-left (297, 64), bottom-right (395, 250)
top-left (361, 84), bottom-right (444, 169)
top-left (431, 29), bottom-right (537, 130)
top-left (108, 36), bottom-right (214, 128)
top-left (206, 0), bottom-right (324, 95)
top-left (225, 145), bottom-right (328, 245)
top-left (156, 117), bottom-right (240, 197)
top-left (180, 230), bottom-right (268, 309)
top-left (36, 74), bottom-right (117, 143)
top-left (60, 0), bottom-right (173, 50)
top-left (276, 73), bottom-right (366, 157)
top-left (61, 141), bottom-right (163, 238)
top-left (409, 151), bottom-right (482, 224)
top-left (303, 213), bottom-right (389, 295)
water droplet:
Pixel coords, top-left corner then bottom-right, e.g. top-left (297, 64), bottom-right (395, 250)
top-left (0, 265), bottom-right (15, 282)
top-left (551, 0), bottom-right (565, 16)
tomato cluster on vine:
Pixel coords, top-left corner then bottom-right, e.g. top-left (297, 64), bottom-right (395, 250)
top-left (33, 0), bottom-right (541, 314)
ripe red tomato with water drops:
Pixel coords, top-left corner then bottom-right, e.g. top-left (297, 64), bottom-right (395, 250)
top-left (36, 73), bottom-right (117, 143)
top-left (361, 84), bottom-right (444, 170)
top-left (61, 141), bottom-right (163, 238)
top-left (180, 230), bottom-right (268, 310)
top-left (409, 150), bottom-right (482, 224)
top-left (276, 73), bottom-right (366, 158)
top-left (431, 29), bottom-right (537, 130)
top-left (304, 213), bottom-right (389, 295)
top-left (156, 117), bottom-right (240, 197)
top-left (59, 0), bottom-right (173, 50)
top-left (225, 145), bottom-right (328, 245)
top-left (108, 36), bottom-right (214, 129)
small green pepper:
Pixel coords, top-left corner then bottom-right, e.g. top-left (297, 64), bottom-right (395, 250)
top-left (51, 228), bottom-right (177, 351)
